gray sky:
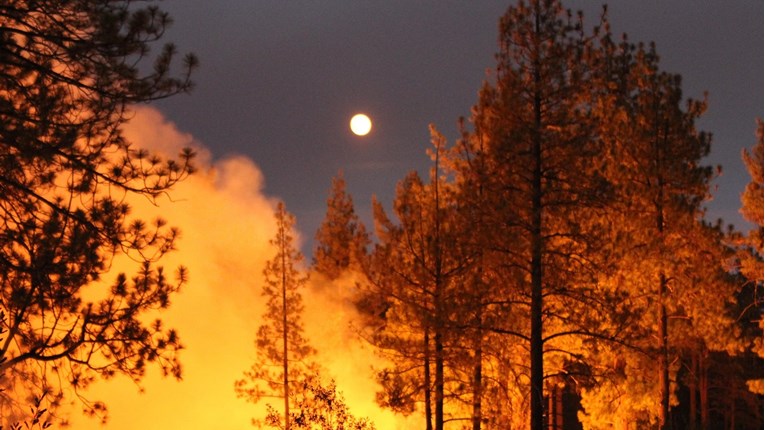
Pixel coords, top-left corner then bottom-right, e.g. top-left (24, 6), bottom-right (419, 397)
top-left (153, 1), bottom-right (763, 254)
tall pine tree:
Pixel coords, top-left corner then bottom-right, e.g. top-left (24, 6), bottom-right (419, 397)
top-left (235, 202), bottom-right (316, 430)
top-left (578, 28), bottom-right (741, 429)
top-left (451, 2), bottom-right (613, 428)
top-left (737, 120), bottom-right (763, 396)
top-left (738, 120), bottom-right (764, 309)
top-left (361, 128), bottom-right (475, 430)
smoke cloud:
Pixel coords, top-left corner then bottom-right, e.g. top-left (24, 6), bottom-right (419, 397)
top-left (65, 107), bottom-right (413, 429)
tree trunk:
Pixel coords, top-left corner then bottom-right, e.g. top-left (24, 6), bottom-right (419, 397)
top-left (689, 353), bottom-right (698, 429)
top-left (433, 133), bottom-right (445, 430)
top-left (656, 120), bottom-right (670, 430)
top-left (547, 386), bottom-right (554, 430)
top-left (700, 350), bottom-right (709, 430)
top-left (281, 230), bottom-right (291, 430)
top-left (472, 324), bottom-right (483, 430)
top-left (546, 384), bottom-right (563, 430)
top-left (658, 273), bottom-right (670, 430)
top-left (530, 5), bottom-right (545, 428)
top-left (727, 395), bottom-right (735, 430)
top-left (425, 330), bottom-right (433, 430)
top-left (435, 329), bottom-right (444, 430)
top-left (529, 98), bottom-right (545, 430)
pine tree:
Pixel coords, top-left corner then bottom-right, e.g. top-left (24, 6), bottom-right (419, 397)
top-left (740, 121), bottom-right (764, 239)
top-left (361, 128), bottom-right (475, 430)
top-left (738, 120), bottom-right (763, 395)
top-left (738, 120), bottom-right (764, 299)
top-left (450, 2), bottom-right (614, 428)
top-left (0, 0), bottom-right (196, 417)
top-left (313, 172), bottom-right (369, 280)
top-left (578, 29), bottom-right (743, 429)
top-left (236, 202), bottom-right (316, 430)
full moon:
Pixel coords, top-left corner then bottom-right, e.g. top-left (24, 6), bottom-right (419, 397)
top-left (350, 113), bottom-right (372, 136)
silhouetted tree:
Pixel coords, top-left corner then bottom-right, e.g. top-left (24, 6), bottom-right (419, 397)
top-left (0, 393), bottom-right (51, 430)
top-left (0, 0), bottom-right (196, 419)
top-left (0, 310), bottom-right (51, 429)
top-left (265, 375), bottom-right (376, 430)
top-left (236, 202), bottom-right (316, 430)
top-left (313, 172), bottom-right (369, 280)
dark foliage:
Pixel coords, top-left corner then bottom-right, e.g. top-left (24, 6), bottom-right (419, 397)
top-left (0, 0), bottom-right (196, 420)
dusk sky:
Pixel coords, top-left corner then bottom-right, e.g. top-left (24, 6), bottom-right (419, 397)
top-left (149, 1), bottom-right (763, 255)
top-left (62, 2), bottom-right (762, 428)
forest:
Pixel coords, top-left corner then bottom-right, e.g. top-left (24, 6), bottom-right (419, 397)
top-left (0, 0), bottom-right (762, 429)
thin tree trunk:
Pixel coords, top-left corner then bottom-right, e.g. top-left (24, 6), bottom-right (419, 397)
top-left (529, 128), bottom-right (545, 428)
top-left (656, 119), bottom-right (670, 430)
top-left (472, 323), bottom-right (483, 430)
top-left (727, 395), bottom-right (735, 430)
top-left (435, 329), bottom-right (444, 430)
top-left (425, 330), bottom-right (433, 430)
top-left (547, 386), bottom-right (554, 430)
top-left (281, 229), bottom-right (291, 430)
top-left (433, 141), bottom-right (445, 430)
top-left (529, 4), bottom-right (545, 428)
top-left (529, 97), bottom-right (545, 430)
top-left (471, 232), bottom-right (486, 430)
top-left (547, 385), bottom-right (563, 430)
top-left (699, 350), bottom-right (709, 430)
top-left (658, 273), bottom-right (670, 430)
top-left (689, 353), bottom-right (698, 429)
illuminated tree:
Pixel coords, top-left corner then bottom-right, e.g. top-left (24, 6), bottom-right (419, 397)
top-left (450, 2), bottom-right (618, 429)
top-left (313, 172), bottom-right (369, 280)
top-left (0, 0), bottom-right (196, 420)
top-left (739, 121), bottom-right (764, 255)
top-left (737, 120), bottom-right (763, 396)
top-left (738, 119), bottom-right (763, 316)
top-left (577, 30), bottom-right (745, 429)
top-left (361, 128), bottom-right (476, 430)
top-left (236, 202), bottom-right (316, 430)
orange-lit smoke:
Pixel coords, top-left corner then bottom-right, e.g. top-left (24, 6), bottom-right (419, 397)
top-left (65, 107), bottom-right (415, 429)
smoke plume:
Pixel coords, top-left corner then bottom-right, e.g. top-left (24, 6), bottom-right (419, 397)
top-left (65, 107), bottom-right (413, 429)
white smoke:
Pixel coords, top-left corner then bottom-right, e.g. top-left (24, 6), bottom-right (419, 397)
top-left (66, 106), bottom-right (414, 429)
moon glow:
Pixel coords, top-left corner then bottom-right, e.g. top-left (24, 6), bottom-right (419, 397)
top-left (350, 114), bottom-right (372, 136)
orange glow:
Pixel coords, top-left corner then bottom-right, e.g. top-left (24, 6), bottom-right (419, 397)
top-left (64, 107), bottom-right (414, 429)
